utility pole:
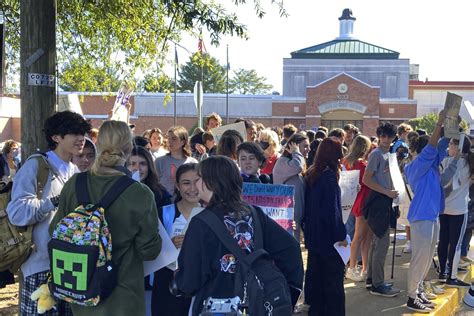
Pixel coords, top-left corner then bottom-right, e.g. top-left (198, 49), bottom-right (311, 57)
top-left (0, 14), bottom-right (5, 95)
top-left (20, 0), bottom-right (56, 158)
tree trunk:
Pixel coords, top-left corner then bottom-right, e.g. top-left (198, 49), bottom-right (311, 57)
top-left (20, 0), bottom-right (56, 159)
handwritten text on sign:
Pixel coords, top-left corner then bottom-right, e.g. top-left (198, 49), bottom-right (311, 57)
top-left (27, 73), bottom-right (55, 87)
top-left (242, 183), bottom-right (294, 235)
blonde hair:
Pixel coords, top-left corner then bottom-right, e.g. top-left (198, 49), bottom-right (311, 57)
top-left (91, 121), bottom-right (133, 176)
top-left (344, 135), bottom-right (372, 168)
top-left (258, 129), bottom-right (280, 155)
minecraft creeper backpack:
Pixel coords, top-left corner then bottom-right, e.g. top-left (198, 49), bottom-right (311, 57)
top-left (48, 172), bottom-right (135, 306)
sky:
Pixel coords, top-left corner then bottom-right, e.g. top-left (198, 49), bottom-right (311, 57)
top-left (175, 0), bottom-right (474, 94)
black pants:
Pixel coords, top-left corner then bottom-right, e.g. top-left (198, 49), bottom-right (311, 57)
top-left (438, 213), bottom-right (467, 279)
top-left (151, 267), bottom-right (191, 316)
top-left (305, 251), bottom-right (345, 316)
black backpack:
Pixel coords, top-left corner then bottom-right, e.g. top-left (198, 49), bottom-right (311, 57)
top-left (199, 207), bottom-right (293, 316)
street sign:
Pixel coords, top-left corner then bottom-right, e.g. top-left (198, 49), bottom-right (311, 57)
top-left (28, 73), bottom-right (55, 87)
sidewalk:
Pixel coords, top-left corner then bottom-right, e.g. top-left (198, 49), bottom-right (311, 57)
top-left (296, 232), bottom-right (474, 316)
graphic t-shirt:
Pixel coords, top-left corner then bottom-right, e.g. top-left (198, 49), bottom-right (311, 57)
top-left (219, 214), bottom-right (254, 274)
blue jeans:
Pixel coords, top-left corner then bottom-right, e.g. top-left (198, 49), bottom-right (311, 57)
top-left (461, 228), bottom-right (472, 257)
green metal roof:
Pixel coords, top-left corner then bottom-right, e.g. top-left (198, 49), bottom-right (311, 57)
top-left (291, 39), bottom-right (399, 59)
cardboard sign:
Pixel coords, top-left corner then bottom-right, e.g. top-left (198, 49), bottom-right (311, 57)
top-left (242, 183), bottom-right (294, 235)
top-left (210, 121), bottom-right (247, 143)
top-left (443, 92), bottom-right (463, 139)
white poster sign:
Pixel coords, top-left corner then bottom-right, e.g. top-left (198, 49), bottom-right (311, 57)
top-left (388, 153), bottom-right (407, 206)
top-left (339, 170), bottom-right (360, 223)
top-left (210, 121), bottom-right (247, 143)
top-left (143, 219), bottom-right (179, 276)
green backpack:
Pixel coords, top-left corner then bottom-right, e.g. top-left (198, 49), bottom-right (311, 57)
top-left (0, 155), bottom-right (50, 272)
top-left (48, 172), bottom-right (134, 306)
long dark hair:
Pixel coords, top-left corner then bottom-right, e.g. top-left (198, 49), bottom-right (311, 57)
top-left (197, 156), bottom-right (250, 218)
top-left (174, 162), bottom-right (198, 202)
top-left (282, 132), bottom-right (308, 159)
top-left (305, 137), bottom-right (343, 185)
top-left (130, 146), bottom-right (167, 200)
top-left (216, 129), bottom-right (244, 160)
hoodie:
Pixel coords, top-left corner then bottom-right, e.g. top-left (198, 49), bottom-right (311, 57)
top-left (404, 138), bottom-right (449, 223)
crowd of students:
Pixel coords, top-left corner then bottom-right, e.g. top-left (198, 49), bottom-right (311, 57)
top-left (1, 110), bottom-right (474, 315)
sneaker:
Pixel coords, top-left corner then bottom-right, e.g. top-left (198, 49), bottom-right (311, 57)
top-left (370, 284), bottom-right (400, 297)
top-left (365, 279), bottom-right (394, 289)
top-left (431, 283), bottom-right (446, 295)
top-left (407, 297), bottom-right (432, 313)
top-left (422, 281), bottom-right (439, 299)
top-left (417, 292), bottom-right (436, 308)
top-left (446, 278), bottom-right (471, 288)
top-left (461, 256), bottom-right (473, 263)
top-left (459, 261), bottom-right (470, 268)
top-left (458, 267), bottom-right (469, 274)
top-left (438, 272), bottom-right (448, 282)
top-left (403, 241), bottom-right (412, 254)
top-left (346, 267), bottom-right (364, 282)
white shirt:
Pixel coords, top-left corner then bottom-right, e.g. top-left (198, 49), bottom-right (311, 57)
top-left (46, 150), bottom-right (79, 181)
top-left (443, 157), bottom-right (471, 215)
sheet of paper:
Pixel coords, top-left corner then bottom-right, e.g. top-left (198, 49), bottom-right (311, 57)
top-left (339, 170), bottom-right (360, 224)
top-left (388, 153), bottom-right (407, 206)
top-left (334, 235), bottom-right (351, 265)
top-left (144, 219), bottom-right (180, 276)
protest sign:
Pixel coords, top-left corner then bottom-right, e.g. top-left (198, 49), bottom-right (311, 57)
top-left (388, 153), bottom-right (407, 206)
top-left (211, 121), bottom-right (247, 143)
top-left (110, 83), bottom-right (133, 123)
top-left (339, 170), bottom-right (360, 223)
top-left (144, 219), bottom-right (179, 276)
top-left (443, 92), bottom-right (463, 139)
top-left (242, 182), bottom-right (294, 235)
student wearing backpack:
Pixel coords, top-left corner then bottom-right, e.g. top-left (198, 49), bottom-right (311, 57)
top-left (174, 156), bottom-right (304, 315)
top-left (6, 111), bottom-right (91, 315)
top-left (50, 120), bottom-right (162, 316)
top-left (151, 163), bottom-right (200, 316)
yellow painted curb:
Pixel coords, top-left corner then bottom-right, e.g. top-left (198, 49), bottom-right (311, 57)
top-left (412, 265), bottom-right (473, 316)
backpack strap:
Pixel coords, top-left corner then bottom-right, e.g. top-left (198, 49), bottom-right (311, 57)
top-left (98, 176), bottom-right (136, 209)
top-left (162, 204), bottom-right (176, 236)
top-left (76, 172), bottom-right (90, 205)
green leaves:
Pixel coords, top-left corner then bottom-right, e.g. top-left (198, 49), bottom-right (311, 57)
top-left (178, 53), bottom-right (226, 93)
top-left (0, 0), bottom-right (285, 92)
top-left (229, 68), bottom-right (272, 94)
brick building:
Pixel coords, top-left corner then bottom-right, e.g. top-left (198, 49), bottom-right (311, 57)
top-left (3, 9), bottom-right (474, 141)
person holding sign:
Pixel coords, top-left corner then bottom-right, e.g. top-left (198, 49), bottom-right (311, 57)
top-left (303, 137), bottom-right (346, 316)
top-left (438, 136), bottom-right (474, 288)
top-left (362, 122), bottom-right (400, 297)
top-left (404, 110), bottom-right (449, 313)
top-left (343, 135), bottom-right (373, 282)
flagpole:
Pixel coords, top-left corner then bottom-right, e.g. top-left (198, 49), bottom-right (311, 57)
top-left (174, 44), bottom-right (177, 126)
top-left (226, 44), bottom-right (229, 124)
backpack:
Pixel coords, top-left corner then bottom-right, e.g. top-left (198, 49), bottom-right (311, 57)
top-left (48, 172), bottom-right (135, 306)
top-left (199, 206), bottom-right (293, 316)
top-left (0, 155), bottom-right (50, 272)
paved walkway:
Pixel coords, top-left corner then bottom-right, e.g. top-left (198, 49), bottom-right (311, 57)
top-left (295, 231), bottom-right (474, 316)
